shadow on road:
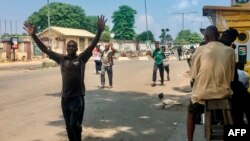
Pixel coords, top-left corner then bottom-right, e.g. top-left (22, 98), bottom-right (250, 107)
top-left (172, 85), bottom-right (192, 93)
top-left (45, 89), bottom-right (190, 141)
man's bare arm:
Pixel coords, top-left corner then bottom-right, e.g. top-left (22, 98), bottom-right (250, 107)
top-left (110, 44), bottom-right (116, 55)
top-left (82, 15), bottom-right (107, 55)
top-left (23, 22), bottom-right (49, 54)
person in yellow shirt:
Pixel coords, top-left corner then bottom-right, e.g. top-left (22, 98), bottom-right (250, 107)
top-left (187, 25), bottom-right (236, 141)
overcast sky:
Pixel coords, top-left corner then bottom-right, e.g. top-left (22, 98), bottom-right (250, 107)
top-left (0, 0), bottom-right (230, 39)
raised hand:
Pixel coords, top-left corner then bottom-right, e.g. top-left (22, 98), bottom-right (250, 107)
top-left (23, 21), bottom-right (36, 35)
top-left (97, 15), bottom-right (107, 32)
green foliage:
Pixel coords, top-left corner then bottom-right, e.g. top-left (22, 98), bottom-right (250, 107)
top-left (111, 5), bottom-right (137, 40)
top-left (100, 31), bottom-right (111, 42)
top-left (174, 30), bottom-right (202, 45)
top-left (100, 26), bottom-right (112, 42)
top-left (27, 2), bottom-right (98, 33)
top-left (1, 33), bottom-right (26, 38)
top-left (159, 28), bottom-right (173, 45)
top-left (82, 16), bottom-right (98, 33)
top-left (189, 32), bottom-right (202, 44)
top-left (136, 30), bottom-right (154, 42)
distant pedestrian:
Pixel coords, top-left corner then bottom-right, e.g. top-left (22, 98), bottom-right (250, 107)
top-left (148, 41), bottom-right (164, 87)
top-left (92, 45), bottom-right (102, 74)
top-left (177, 46), bottom-right (182, 61)
top-left (161, 46), bottom-right (170, 81)
top-left (187, 46), bottom-right (195, 68)
top-left (24, 15), bottom-right (106, 141)
top-left (100, 43), bottom-right (116, 88)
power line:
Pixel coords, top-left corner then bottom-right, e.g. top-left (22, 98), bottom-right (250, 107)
top-left (191, 20), bottom-right (210, 29)
top-left (171, 12), bottom-right (197, 30)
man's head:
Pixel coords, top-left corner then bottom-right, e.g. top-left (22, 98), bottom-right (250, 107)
top-left (154, 41), bottom-right (160, 49)
top-left (219, 28), bottom-right (239, 46)
top-left (96, 45), bottom-right (101, 50)
top-left (204, 25), bottom-right (220, 43)
top-left (66, 40), bottom-right (78, 56)
top-left (161, 46), bottom-right (166, 51)
top-left (104, 44), bottom-right (111, 51)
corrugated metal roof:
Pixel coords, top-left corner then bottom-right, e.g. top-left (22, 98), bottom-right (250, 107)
top-left (39, 26), bottom-right (95, 38)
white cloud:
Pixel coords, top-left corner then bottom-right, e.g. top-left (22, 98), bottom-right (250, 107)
top-left (135, 15), bottom-right (161, 40)
top-left (191, 0), bottom-right (199, 5)
top-left (172, 0), bottom-right (199, 10)
top-left (162, 13), bottom-right (211, 39)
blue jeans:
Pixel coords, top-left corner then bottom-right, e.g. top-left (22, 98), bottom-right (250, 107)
top-left (61, 95), bottom-right (84, 141)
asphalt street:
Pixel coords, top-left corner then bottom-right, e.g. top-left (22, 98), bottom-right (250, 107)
top-left (0, 56), bottom-right (205, 141)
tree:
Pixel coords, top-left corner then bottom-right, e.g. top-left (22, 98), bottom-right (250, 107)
top-left (136, 30), bottom-right (154, 42)
top-left (27, 2), bottom-right (96, 33)
top-left (159, 28), bottom-right (173, 45)
top-left (100, 26), bottom-right (112, 42)
top-left (174, 30), bottom-right (202, 45)
top-left (82, 16), bottom-right (98, 33)
top-left (1, 33), bottom-right (26, 38)
top-left (189, 32), bottom-right (202, 44)
top-left (111, 5), bottom-right (137, 40)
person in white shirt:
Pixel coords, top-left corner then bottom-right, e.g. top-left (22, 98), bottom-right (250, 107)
top-left (236, 62), bottom-right (249, 88)
top-left (92, 45), bottom-right (102, 74)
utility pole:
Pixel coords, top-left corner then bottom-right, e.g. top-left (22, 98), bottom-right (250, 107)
top-left (15, 21), bottom-right (17, 34)
top-left (171, 12), bottom-right (197, 30)
top-left (0, 19), bottom-right (1, 36)
top-left (47, 0), bottom-right (51, 50)
top-left (144, 0), bottom-right (149, 42)
top-left (10, 20), bottom-right (12, 34)
top-left (4, 19), bottom-right (6, 34)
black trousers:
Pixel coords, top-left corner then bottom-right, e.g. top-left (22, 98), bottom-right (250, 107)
top-left (152, 63), bottom-right (164, 83)
top-left (94, 60), bottom-right (102, 73)
top-left (101, 65), bottom-right (113, 86)
top-left (61, 95), bottom-right (84, 141)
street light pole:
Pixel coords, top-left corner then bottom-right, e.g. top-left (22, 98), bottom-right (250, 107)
top-left (0, 19), bottom-right (1, 36)
top-left (47, 0), bottom-right (51, 50)
top-left (144, 0), bottom-right (149, 42)
top-left (171, 12), bottom-right (197, 30)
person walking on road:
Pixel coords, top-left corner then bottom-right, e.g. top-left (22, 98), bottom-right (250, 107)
top-left (161, 46), bottom-right (170, 81)
top-left (148, 41), bottom-right (164, 87)
top-left (177, 46), bottom-right (183, 61)
top-left (100, 43), bottom-right (116, 88)
top-left (24, 15), bottom-right (106, 141)
top-left (186, 25), bottom-right (236, 141)
top-left (92, 45), bottom-right (102, 74)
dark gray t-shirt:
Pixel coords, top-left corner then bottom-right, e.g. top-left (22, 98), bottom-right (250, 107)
top-left (47, 50), bottom-right (91, 98)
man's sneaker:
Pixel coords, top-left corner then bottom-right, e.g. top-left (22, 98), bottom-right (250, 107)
top-left (160, 82), bottom-right (164, 86)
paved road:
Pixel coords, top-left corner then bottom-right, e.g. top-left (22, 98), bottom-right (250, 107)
top-left (0, 56), bottom-right (205, 141)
